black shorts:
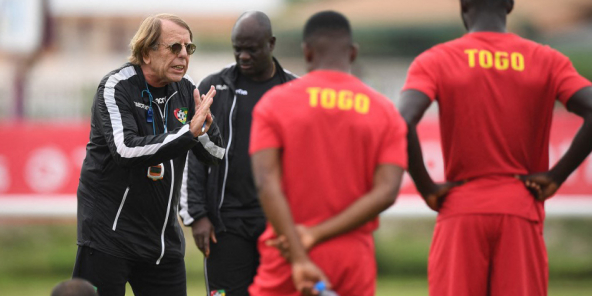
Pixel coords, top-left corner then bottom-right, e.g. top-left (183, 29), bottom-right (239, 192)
top-left (72, 246), bottom-right (186, 296)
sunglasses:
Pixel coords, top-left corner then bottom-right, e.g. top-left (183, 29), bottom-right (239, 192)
top-left (157, 42), bottom-right (196, 55)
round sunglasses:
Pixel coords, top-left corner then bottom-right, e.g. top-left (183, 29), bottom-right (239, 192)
top-left (157, 42), bottom-right (196, 55)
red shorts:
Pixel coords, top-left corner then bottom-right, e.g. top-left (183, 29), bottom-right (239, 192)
top-left (428, 214), bottom-right (548, 296)
top-left (249, 228), bottom-right (376, 296)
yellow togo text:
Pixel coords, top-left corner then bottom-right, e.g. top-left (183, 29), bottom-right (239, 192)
top-left (307, 87), bottom-right (370, 114)
top-left (464, 49), bottom-right (525, 71)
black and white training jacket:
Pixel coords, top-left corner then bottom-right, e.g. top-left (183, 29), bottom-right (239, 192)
top-left (179, 58), bottom-right (297, 231)
top-left (77, 63), bottom-right (224, 265)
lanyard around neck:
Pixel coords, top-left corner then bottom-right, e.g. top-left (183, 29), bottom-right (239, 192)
top-left (142, 81), bottom-right (168, 134)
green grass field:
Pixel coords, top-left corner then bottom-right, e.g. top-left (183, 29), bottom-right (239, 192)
top-left (0, 217), bottom-right (591, 295)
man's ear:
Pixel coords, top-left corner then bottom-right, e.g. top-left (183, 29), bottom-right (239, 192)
top-left (269, 36), bottom-right (276, 52)
top-left (460, 0), bottom-right (470, 13)
top-left (143, 51), bottom-right (151, 65)
top-left (350, 43), bottom-right (359, 63)
top-left (506, 0), bottom-right (514, 14)
top-left (302, 42), bottom-right (313, 63)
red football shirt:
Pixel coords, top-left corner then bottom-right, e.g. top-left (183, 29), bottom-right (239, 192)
top-left (403, 32), bottom-right (592, 221)
top-left (249, 70), bottom-right (407, 296)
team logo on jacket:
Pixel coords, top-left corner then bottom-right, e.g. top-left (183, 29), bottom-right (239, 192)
top-left (174, 108), bottom-right (188, 124)
top-left (210, 290), bottom-right (226, 296)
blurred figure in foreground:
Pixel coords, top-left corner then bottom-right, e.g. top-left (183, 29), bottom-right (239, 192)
top-left (51, 278), bottom-right (98, 296)
top-left (249, 11), bottom-right (407, 296)
top-left (399, 0), bottom-right (592, 295)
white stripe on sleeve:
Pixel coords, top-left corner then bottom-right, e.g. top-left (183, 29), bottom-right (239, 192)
top-left (104, 66), bottom-right (191, 159)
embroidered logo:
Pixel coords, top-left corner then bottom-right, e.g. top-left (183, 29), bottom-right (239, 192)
top-left (210, 290), bottom-right (226, 296)
top-left (236, 89), bottom-right (248, 95)
top-left (174, 107), bottom-right (188, 124)
top-left (134, 101), bottom-right (149, 110)
top-left (154, 97), bottom-right (166, 104)
top-left (216, 84), bottom-right (229, 91)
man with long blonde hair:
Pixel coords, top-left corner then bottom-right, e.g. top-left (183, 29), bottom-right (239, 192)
top-left (73, 14), bottom-right (225, 296)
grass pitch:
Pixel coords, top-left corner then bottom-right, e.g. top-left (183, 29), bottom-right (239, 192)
top-left (0, 217), bottom-right (590, 295)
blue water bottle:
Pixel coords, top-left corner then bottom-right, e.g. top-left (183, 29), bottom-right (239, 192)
top-left (314, 281), bottom-right (339, 296)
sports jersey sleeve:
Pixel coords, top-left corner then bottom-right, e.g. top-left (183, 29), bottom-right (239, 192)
top-left (249, 93), bottom-right (283, 155)
top-left (377, 104), bottom-right (408, 169)
top-left (549, 49), bottom-right (592, 105)
top-left (402, 49), bottom-right (439, 101)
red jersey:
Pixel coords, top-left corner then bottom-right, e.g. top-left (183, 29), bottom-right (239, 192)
top-left (403, 32), bottom-right (592, 221)
top-left (249, 70), bottom-right (407, 296)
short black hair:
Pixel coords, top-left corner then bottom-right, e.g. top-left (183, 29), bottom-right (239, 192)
top-left (467, 0), bottom-right (512, 8)
top-left (51, 279), bottom-right (97, 296)
top-left (303, 11), bottom-right (352, 42)
top-left (461, 0), bottom-right (514, 15)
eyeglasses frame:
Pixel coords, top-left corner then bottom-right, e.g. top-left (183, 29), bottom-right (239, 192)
top-left (154, 42), bottom-right (196, 55)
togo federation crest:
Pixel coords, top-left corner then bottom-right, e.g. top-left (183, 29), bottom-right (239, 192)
top-left (174, 107), bottom-right (188, 124)
top-left (210, 290), bottom-right (226, 296)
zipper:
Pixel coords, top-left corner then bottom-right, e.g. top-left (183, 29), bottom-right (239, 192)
top-left (156, 159), bottom-right (175, 265)
top-left (219, 95), bottom-right (237, 209)
top-left (112, 187), bottom-right (130, 231)
top-left (204, 257), bottom-right (211, 295)
top-left (154, 91), bottom-right (178, 133)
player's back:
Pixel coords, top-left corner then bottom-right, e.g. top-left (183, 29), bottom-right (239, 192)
top-left (404, 32), bottom-right (590, 220)
top-left (434, 32), bottom-right (574, 180)
top-left (252, 69), bottom-right (406, 232)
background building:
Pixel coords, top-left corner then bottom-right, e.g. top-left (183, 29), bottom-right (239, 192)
top-left (1, 0), bottom-right (591, 119)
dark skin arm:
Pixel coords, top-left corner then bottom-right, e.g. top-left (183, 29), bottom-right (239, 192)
top-left (301, 164), bottom-right (404, 247)
top-left (519, 87), bottom-right (592, 200)
top-left (398, 90), bottom-right (461, 211)
top-left (190, 217), bottom-right (217, 258)
top-left (267, 164), bottom-right (404, 258)
top-left (252, 149), bottom-right (329, 296)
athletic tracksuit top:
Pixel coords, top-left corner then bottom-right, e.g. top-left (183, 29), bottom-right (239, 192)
top-left (179, 58), bottom-right (297, 231)
top-left (77, 63), bottom-right (224, 265)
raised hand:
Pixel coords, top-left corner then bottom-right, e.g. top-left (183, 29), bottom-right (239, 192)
top-left (189, 86), bottom-right (216, 137)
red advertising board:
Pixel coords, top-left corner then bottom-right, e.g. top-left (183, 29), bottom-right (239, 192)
top-left (398, 113), bottom-right (592, 196)
top-left (0, 121), bottom-right (89, 195)
top-left (0, 114), bottom-right (590, 202)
